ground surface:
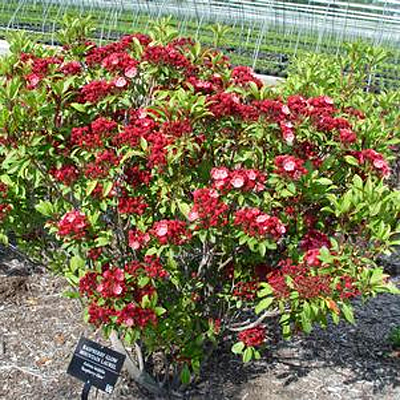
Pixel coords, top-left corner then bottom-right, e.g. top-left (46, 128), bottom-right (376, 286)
top-left (0, 254), bottom-right (399, 400)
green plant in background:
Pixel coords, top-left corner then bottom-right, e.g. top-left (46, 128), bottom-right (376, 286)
top-left (210, 23), bottom-right (231, 48)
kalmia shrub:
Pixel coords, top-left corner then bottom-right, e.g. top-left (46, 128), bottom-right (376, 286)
top-left (0, 20), bottom-right (399, 393)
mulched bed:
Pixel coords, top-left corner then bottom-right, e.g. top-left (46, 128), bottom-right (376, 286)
top-left (0, 254), bottom-right (399, 400)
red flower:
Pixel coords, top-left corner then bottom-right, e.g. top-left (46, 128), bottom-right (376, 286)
top-left (304, 248), bottom-right (322, 267)
top-left (234, 208), bottom-right (286, 239)
top-left (118, 195), bottom-right (148, 215)
top-left (300, 230), bottom-right (330, 251)
top-left (238, 326), bottom-right (266, 347)
top-left (128, 228), bottom-right (151, 250)
top-left (359, 149), bottom-right (390, 177)
top-left (274, 155), bottom-right (308, 180)
top-left (88, 302), bottom-right (115, 326)
top-left (97, 267), bottom-right (126, 298)
top-left (57, 210), bottom-right (89, 240)
top-left (336, 275), bottom-right (360, 299)
top-left (151, 219), bottom-right (191, 245)
top-left (143, 256), bottom-right (168, 279)
top-left (233, 281), bottom-right (260, 300)
top-left (189, 188), bottom-right (229, 228)
top-left (50, 165), bottom-right (79, 185)
top-left (59, 61), bottom-right (82, 75)
top-left (231, 66), bottom-right (263, 88)
top-left (339, 129), bottom-right (357, 145)
top-left (80, 80), bottom-right (113, 103)
top-left (79, 272), bottom-right (99, 296)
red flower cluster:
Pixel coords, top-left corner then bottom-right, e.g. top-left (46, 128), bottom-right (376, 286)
top-left (188, 188), bottom-right (229, 228)
top-left (146, 132), bottom-right (172, 168)
top-left (79, 80), bottom-right (113, 103)
top-left (117, 304), bottom-right (157, 328)
top-left (161, 119), bottom-right (192, 138)
top-left (238, 326), bottom-right (266, 347)
top-left (142, 44), bottom-right (191, 70)
top-left (57, 210), bottom-right (89, 240)
top-left (231, 66), bottom-right (263, 88)
top-left (85, 34), bottom-right (148, 67)
top-left (304, 248), bottom-right (322, 267)
top-left (255, 99), bottom-right (290, 123)
top-left (151, 219), bottom-right (191, 245)
top-left (300, 230), bottom-right (331, 251)
top-left (124, 165), bottom-right (152, 187)
top-left (293, 274), bottom-right (332, 299)
top-left (274, 155), bottom-right (308, 180)
top-left (339, 128), bottom-right (357, 145)
top-left (280, 121), bottom-right (296, 145)
top-left (59, 61), bottom-right (82, 75)
top-left (234, 208), bottom-right (286, 239)
top-left (186, 76), bottom-right (215, 94)
top-left (336, 275), bottom-right (361, 299)
top-left (268, 259), bottom-right (332, 300)
top-left (113, 114), bottom-right (157, 148)
top-left (358, 149), bottom-right (390, 177)
top-left (0, 204), bottom-right (12, 222)
top-left (97, 267), bottom-right (126, 298)
top-left (79, 271), bottom-right (99, 296)
top-left (210, 167), bottom-right (266, 192)
top-left (267, 271), bottom-right (290, 299)
top-left (71, 117), bottom-right (117, 149)
top-left (50, 165), bottom-right (79, 186)
top-left (88, 302), bottom-right (115, 326)
top-left (128, 228), bottom-right (150, 250)
top-left (142, 256), bottom-right (168, 279)
top-left (233, 281), bottom-right (259, 300)
top-left (101, 52), bottom-right (138, 76)
top-left (208, 92), bottom-right (243, 119)
top-left (118, 195), bottom-right (148, 215)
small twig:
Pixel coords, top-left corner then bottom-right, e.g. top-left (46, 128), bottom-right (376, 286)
top-left (0, 364), bottom-right (46, 379)
top-left (228, 309), bottom-right (282, 332)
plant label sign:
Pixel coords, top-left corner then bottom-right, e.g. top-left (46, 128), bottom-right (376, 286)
top-left (67, 337), bottom-right (126, 395)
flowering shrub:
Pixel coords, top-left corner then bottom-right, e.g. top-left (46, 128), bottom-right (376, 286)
top-left (0, 21), bottom-right (399, 392)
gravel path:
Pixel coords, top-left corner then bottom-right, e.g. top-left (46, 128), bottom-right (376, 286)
top-left (0, 256), bottom-right (399, 400)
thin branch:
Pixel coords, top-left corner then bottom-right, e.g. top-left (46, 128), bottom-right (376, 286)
top-left (109, 330), bottom-right (166, 397)
top-left (228, 309), bottom-right (282, 332)
top-left (134, 342), bottom-right (144, 372)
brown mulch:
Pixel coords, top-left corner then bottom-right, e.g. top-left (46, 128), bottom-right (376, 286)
top-left (0, 259), bottom-right (399, 400)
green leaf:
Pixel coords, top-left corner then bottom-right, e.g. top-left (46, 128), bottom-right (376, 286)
top-left (35, 201), bottom-right (54, 216)
top-left (344, 155), bottom-right (359, 166)
top-left (177, 201), bottom-right (191, 218)
top-left (102, 181), bottom-right (114, 197)
top-left (231, 341), bottom-right (245, 354)
top-left (86, 180), bottom-right (98, 196)
top-left (69, 255), bottom-right (85, 272)
top-left (341, 303), bottom-right (355, 324)
top-left (155, 307), bottom-right (166, 316)
top-left (180, 364), bottom-right (191, 385)
top-left (140, 137), bottom-right (148, 151)
top-left (316, 177), bottom-right (333, 185)
top-left (70, 103), bottom-right (87, 112)
top-left (259, 242), bottom-right (266, 257)
top-left (95, 235), bottom-right (111, 247)
top-left (242, 347), bottom-right (253, 363)
top-left (258, 283), bottom-right (274, 297)
top-left (255, 297), bottom-right (274, 314)
top-left (138, 276), bottom-right (150, 288)
top-left (0, 233), bottom-right (8, 246)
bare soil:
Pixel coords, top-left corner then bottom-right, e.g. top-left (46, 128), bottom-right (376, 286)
top-left (0, 255), bottom-right (399, 400)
